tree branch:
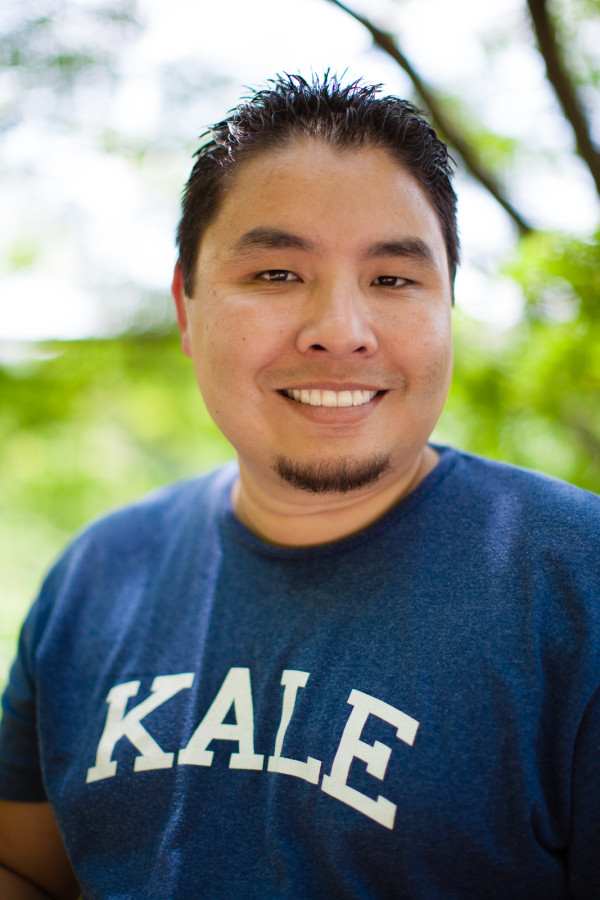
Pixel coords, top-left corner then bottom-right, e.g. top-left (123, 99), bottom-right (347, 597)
top-left (526, 0), bottom-right (600, 197)
top-left (326, 0), bottom-right (533, 235)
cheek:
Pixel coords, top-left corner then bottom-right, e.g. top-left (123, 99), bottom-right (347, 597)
top-left (191, 307), bottom-right (280, 410)
top-left (390, 309), bottom-right (452, 386)
top-left (190, 298), bottom-right (239, 367)
top-left (423, 343), bottom-right (453, 397)
top-left (203, 306), bottom-right (291, 384)
top-left (422, 318), bottom-right (452, 383)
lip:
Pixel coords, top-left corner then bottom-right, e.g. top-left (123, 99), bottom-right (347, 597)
top-left (277, 387), bottom-right (386, 421)
top-left (279, 383), bottom-right (386, 393)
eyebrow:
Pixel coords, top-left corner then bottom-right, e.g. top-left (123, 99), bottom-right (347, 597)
top-left (363, 237), bottom-right (436, 267)
top-left (230, 227), bottom-right (319, 255)
top-left (229, 227), bottom-right (437, 268)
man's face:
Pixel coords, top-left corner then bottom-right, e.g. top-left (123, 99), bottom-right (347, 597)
top-left (173, 139), bottom-right (453, 498)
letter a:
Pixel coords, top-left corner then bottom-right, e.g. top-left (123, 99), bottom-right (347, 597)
top-left (178, 667), bottom-right (264, 770)
top-left (86, 673), bottom-right (194, 783)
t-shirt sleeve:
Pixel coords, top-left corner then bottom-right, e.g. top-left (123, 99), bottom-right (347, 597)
top-left (568, 682), bottom-right (600, 898)
top-left (0, 598), bottom-right (47, 801)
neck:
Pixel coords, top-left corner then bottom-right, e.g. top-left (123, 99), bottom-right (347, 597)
top-left (232, 446), bottom-right (439, 547)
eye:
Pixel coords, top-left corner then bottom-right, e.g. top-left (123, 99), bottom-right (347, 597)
top-left (372, 275), bottom-right (411, 289)
top-left (256, 269), bottom-right (300, 282)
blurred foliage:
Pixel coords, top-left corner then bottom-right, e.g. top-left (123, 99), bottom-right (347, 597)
top-left (439, 230), bottom-right (600, 491)
top-left (0, 335), bottom-right (233, 529)
top-left (0, 335), bottom-right (234, 683)
top-left (0, 0), bottom-right (229, 149)
top-left (551, 0), bottom-right (600, 91)
top-left (429, 93), bottom-right (522, 172)
top-left (0, 0), bottom-right (140, 116)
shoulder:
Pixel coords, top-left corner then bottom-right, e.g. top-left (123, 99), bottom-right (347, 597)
top-left (442, 448), bottom-right (600, 562)
top-left (16, 463), bottom-right (238, 655)
top-left (37, 462), bottom-right (238, 604)
top-left (447, 447), bottom-right (599, 515)
top-left (434, 451), bottom-right (600, 676)
top-left (75, 461), bottom-right (237, 547)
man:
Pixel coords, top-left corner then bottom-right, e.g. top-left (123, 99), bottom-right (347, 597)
top-left (0, 74), bottom-right (598, 899)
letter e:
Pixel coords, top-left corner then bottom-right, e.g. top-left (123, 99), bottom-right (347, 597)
top-left (321, 689), bottom-right (419, 829)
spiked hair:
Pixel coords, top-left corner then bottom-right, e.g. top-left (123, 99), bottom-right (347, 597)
top-left (176, 73), bottom-right (459, 295)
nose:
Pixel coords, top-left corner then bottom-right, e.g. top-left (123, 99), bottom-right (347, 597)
top-left (295, 281), bottom-right (378, 358)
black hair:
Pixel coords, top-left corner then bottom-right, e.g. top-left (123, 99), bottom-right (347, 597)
top-left (176, 72), bottom-right (459, 295)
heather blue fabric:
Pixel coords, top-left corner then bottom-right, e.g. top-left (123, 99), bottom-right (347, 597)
top-left (1, 446), bottom-right (599, 899)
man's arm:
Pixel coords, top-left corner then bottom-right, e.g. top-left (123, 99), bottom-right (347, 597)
top-left (0, 800), bottom-right (80, 900)
top-left (0, 865), bottom-right (57, 900)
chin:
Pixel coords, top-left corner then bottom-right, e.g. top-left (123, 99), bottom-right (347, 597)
top-left (273, 453), bottom-right (392, 495)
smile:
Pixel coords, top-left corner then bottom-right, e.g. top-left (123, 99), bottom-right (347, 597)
top-left (283, 389), bottom-right (379, 408)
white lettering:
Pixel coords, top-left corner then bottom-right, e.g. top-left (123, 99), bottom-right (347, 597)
top-left (86, 673), bottom-right (194, 783)
top-left (321, 689), bottom-right (419, 829)
top-left (178, 667), bottom-right (264, 770)
top-left (267, 670), bottom-right (321, 784)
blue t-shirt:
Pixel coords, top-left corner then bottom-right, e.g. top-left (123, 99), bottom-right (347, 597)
top-left (1, 447), bottom-right (599, 899)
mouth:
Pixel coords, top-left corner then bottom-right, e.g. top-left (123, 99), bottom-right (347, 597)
top-left (280, 388), bottom-right (384, 408)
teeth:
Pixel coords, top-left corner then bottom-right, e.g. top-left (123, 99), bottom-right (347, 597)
top-left (285, 389), bottom-right (378, 407)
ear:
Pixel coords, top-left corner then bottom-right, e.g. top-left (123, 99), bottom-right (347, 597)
top-left (171, 262), bottom-right (193, 358)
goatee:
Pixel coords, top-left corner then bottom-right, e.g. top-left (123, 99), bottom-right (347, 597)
top-left (273, 454), bottom-right (392, 494)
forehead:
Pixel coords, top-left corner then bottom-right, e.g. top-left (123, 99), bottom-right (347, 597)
top-left (200, 138), bottom-right (447, 265)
